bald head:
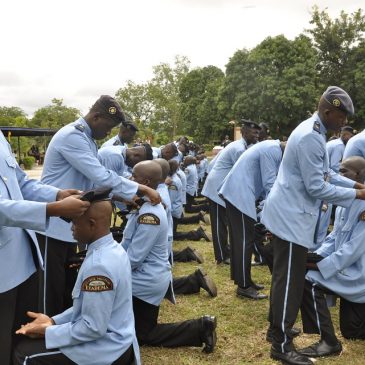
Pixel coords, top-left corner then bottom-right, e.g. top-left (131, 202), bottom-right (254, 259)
top-left (161, 143), bottom-right (178, 160)
top-left (71, 200), bottom-right (113, 245)
top-left (132, 160), bottom-right (162, 189)
top-left (184, 155), bottom-right (196, 167)
top-left (168, 159), bottom-right (179, 175)
top-left (154, 158), bottom-right (170, 181)
top-left (340, 156), bottom-right (365, 183)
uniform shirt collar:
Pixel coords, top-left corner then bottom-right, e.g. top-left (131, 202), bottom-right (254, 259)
top-left (86, 233), bottom-right (114, 254)
top-left (78, 117), bottom-right (93, 139)
top-left (241, 137), bottom-right (248, 148)
top-left (314, 112), bottom-right (327, 135)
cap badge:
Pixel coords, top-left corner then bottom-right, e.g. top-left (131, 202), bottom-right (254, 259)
top-left (109, 106), bottom-right (117, 115)
top-left (333, 99), bottom-right (341, 107)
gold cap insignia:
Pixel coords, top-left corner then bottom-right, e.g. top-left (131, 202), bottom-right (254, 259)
top-left (333, 99), bottom-right (341, 107)
top-left (109, 106), bottom-right (117, 115)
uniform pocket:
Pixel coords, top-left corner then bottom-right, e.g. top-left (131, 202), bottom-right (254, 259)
top-left (5, 156), bottom-right (16, 168)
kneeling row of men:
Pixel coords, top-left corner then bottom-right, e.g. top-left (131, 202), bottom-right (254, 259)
top-left (1, 95), bottom-right (215, 365)
top-left (12, 161), bottom-right (217, 365)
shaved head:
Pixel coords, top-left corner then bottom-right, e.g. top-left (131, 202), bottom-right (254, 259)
top-left (72, 200), bottom-right (113, 245)
top-left (132, 160), bottom-right (162, 189)
top-left (154, 158), bottom-right (170, 180)
top-left (168, 159), bottom-right (179, 175)
top-left (340, 156), bottom-right (365, 183)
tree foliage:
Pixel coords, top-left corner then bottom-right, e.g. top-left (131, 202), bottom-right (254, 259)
top-left (221, 35), bottom-right (318, 136)
top-left (31, 98), bottom-right (80, 129)
top-left (307, 6), bottom-right (365, 87)
top-left (180, 65), bottom-right (225, 143)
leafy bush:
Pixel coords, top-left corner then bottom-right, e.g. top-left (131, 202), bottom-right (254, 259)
top-left (22, 156), bottom-right (35, 170)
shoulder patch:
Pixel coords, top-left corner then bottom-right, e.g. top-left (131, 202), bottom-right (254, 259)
top-left (138, 213), bottom-right (160, 225)
top-left (81, 275), bottom-right (113, 292)
top-left (168, 184), bottom-right (177, 190)
top-left (359, 211), bottom-right (365, 221)
top-left (113, 140), bottom-right (120, 146)
top-left (75, 124), bottom-right (85, 132)
top-left (313, 120), bottom-right (321, 133)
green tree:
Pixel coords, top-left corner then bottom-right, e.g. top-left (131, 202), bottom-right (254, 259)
top-left (307, 6), bottom-right (365, 87)
top-left (115, 80), bottom-right (155, 141)
top-left (149, 55), bottom-right (190, 140)
top-left (220, 35), bottom-right (318, 136)
top-left (0, 106), bottom-right (27, 126)
top-left (180, 65), bottom-right (225, 143)
top-left (31, 98), bottom-right (80, 130)
top-left (341, 40), bottom-right (365, 128)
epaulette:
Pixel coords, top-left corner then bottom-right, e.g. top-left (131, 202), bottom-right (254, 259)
top-left (138, 213), bottom-right (160, 225)
top-left (359, 211), bottom-right (365, 221)
top-left (313, 120), bottom-right (321, 133)
top-left (74, 124), bottom-right (85, 132)
top-left (168, 184), bottom-right (177, 190)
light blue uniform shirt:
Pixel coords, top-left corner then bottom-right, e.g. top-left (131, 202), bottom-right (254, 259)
top-left (185, 164), bottom-right (198, 197)
top-left (0, 131), bottom-right (58, 293)
top-left (41, 118), bottom-right (138, 242)
top-left (327, 138), bottom-right (345, 173)
top-left (261, 114), bottom-right (356, 249)
top-left (100, 134), bottom-right (126, 148)
top-left (46, 233), bottom-right (141, 365)
top-left (343, 130), bottom-right (365, 159)
top-left (98, 145), bottom-right (129, 178)
top-left (122, 202), bottom-right (171, 306)
top-left (307, 200), bottom-right (365, 303)
top-left (171, 150), bottom-right (183, 163)
top-left (202, 138), bottom-right (248, 206)
top-left (316, 138), bottom-right (346, 243)
top-left (219, 140), bottom-right (282, 220)
top-left (152, 147), bottom-right (162, 159)
top-left (176, 168), bottom-right (187, 205)
top-left (207, 155), bottom-right (218, 174)
top-left (157, 183), bottom-right (174, 256)
top-left (168, 173), bottom-right (183, 219)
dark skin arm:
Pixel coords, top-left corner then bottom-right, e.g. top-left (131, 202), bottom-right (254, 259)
top-left (15, 312), bottom-right (54, 339)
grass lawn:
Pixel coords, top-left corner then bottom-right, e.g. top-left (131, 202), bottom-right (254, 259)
top-left (138, 220), bottom-right (365, 365)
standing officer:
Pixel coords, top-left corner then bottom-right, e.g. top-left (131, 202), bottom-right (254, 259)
top-left (38, 95), bottom-right (160, 317)
top-left (122, 161), bottom-right (217, 353)
top-left (101, 116), bottom-right (139, 147)
top-left (0, 130), bottom-right (90, 365)
top-left (219, 139), bottom-right (286, 300)
top-left (14, 196), bottom-right (140, 365)
top-left (261, 86), bottom-right (365, 365)
top-left (202, 120), bottom-right (260, 264)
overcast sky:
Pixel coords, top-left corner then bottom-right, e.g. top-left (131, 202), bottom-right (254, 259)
top-left (1, 0), bottom-right (363, 116)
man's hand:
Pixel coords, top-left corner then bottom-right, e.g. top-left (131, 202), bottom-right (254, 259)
top-left (356, 189), bottom-right (365, 200)
top-left (138, 185), bottom-right (161, 205)
top-left (46, 196), bottom-right (90, 217)
top-left (306, 262), bottom-right (319, 270)
top-left (165, 177), bottom-right (172, 186)
top-left (15, 312), bottom-right (54, 338)
top-left (56, 189), bottom-right (83, 201)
